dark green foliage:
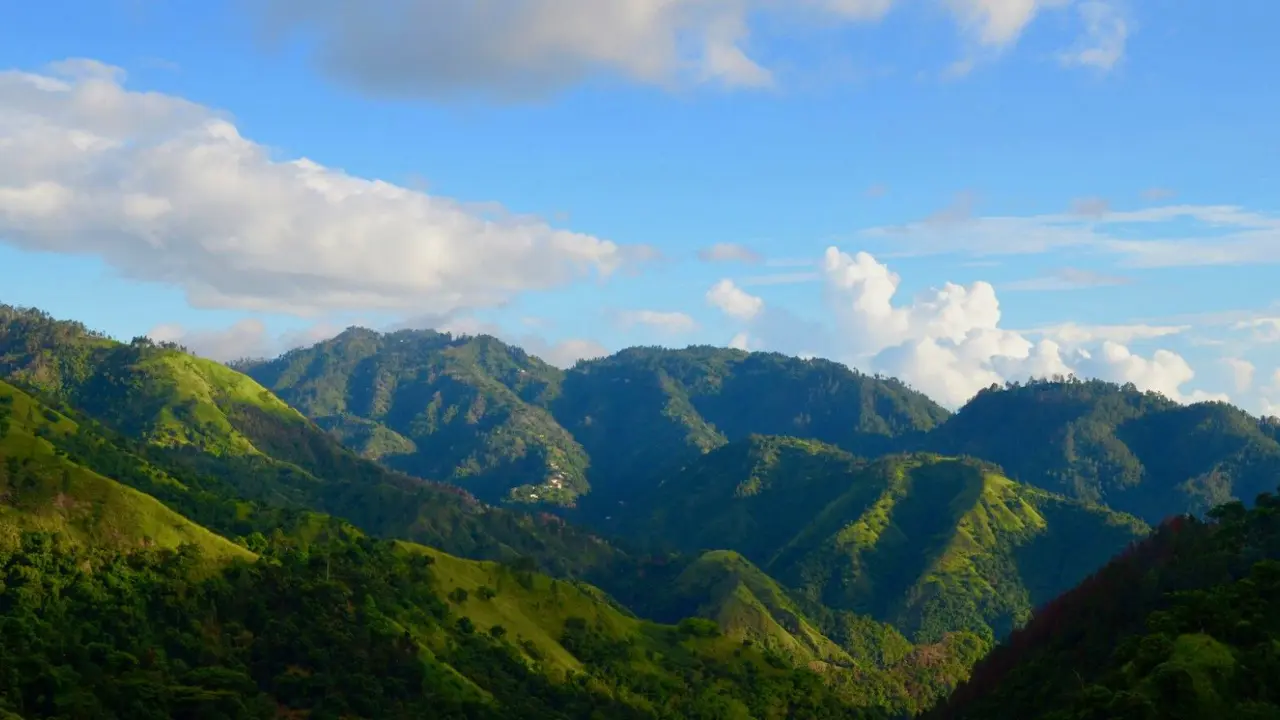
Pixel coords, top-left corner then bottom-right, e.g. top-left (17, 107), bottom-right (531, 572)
top-left (614, 438), bottom-right (1146, 647)
top-left (926, 378), bottom-right (1280, 523)
top-left (244, 331), bottom-right (948, 510)
top-left (238, 327), bottom-right (590, 506)
top-left (553, 346), bottom-right (949, 510)
top-left (935, 491), bottom-right (1280, 719)
top-left (0, 532), bottom-right (877, 720)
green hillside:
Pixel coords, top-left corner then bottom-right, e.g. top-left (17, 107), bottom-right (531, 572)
top-left (933, 493), bottom-right (1280, 720)
top-left (0, 528), bottom-right (872, 719)
top-left (623, 440), bottom-right (1148, 644)
top-left (927, 378), bottom-right (1280, 523)
top-left (242, 331), bottom-right (950, 509)
top-left (0, 379), bottom-right (251, 562)
top-left (0, 306), bottom-right (625, 579)
top-left (237, 328), bottom-right (590, 506)
top-left (552, 346), bottom-right (949, 508)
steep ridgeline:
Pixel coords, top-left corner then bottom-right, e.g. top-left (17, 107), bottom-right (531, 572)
top-left (924, 378), bottom-right (1280, 524)
top-left (243, 331), bottom-right (949, 510)
top-left (236, 328), bottom-right (591, 506)
top-left (933, 492), bottom-right (1280, 720)
top-left (618, 437), bottom-right (1148, 646)
top-left (0, 306), bottom-right (620, 578)
top-left (633, 549), bottom-right (988, 717)
top-left (553, 347), bottom-right (949, 511)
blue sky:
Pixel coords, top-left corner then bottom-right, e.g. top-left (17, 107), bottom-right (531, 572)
top-left (0, 0), bottom-right (1277, 412)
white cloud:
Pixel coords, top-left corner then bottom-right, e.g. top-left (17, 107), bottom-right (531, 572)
top-left (698, 242), bottom-right (761, 264)
top-left (1058, 1), bottom-right (1129, 72)
top-left (148, 318), bottom-right (342, 361)
top-left (0, 60), bottom-right (653, 316)
top-left (254, 0), bottom-right (1104, 100)
top-left (707, 279), bottom-right (765, 321)
top-left (532, 337), bottom-right (610, 368)
top-left (1024, 322), bottom-right (1189, 346)
top-left (1002, 267), bottom-right (1131, 291)
top-left (257, 0), bottom-right (903, 99)
top-left (1234, 318), bottom-right (1280, 344)
top-left (812, 247), bottom-right (1218, 407)
top-left (1222, 358), bottom-right (1256, 393)
top-left (945, 0), bottom-right (1070, 46)
top-left (859, 203), bottom-right (1280, 268)
top-left (615, 309), bottom-right (699, 335)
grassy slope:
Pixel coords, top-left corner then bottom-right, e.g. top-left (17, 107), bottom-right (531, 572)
top-left (398, 541), bottom-right (863, 718)
top-left (0, 380), bottom-right (251, 561)
top-left (670, 549), bottom-right (854, 667)
top-left (405, 541), bottom-right (635, 675)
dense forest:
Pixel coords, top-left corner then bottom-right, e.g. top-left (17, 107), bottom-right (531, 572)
top-left (4, 304), bottom-right (1280, 718)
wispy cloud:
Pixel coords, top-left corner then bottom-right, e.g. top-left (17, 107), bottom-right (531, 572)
top-left (1002, 267), bottom-right (1132, 292)
top-left (697, 242), bottom-right (762, 263)
top-left (737, 271), bottom-right (820, 287)
top-left (858, 203), bottom-right (1280, 268)
top-left (1058, 1), bottom-right (1129, 72)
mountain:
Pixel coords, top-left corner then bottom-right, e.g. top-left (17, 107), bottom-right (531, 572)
top-left (644, 549), bottom-right (987, 717)
top-left (0, 307), bottom-right (880, 718)
top-left (236, 327), bottom-right (591, 506)
top-left (243, 330), bottom-right (950, 509)
top-left (932, 492), bottom-right (1280, 720)
top-left (0, 306), bottom-right (622, 578)
top-left (0, 378), bottom-right (251, 562)
top-left (0, 526), bottom-right (871, 719)
top-left (926, 378), bottom-right (1280, 524)
top-left (618, 438), bottom-right (1149, 644)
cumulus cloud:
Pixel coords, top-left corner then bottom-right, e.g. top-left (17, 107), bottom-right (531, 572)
top-left (615, 309), bottom-right (699, 335)
top-left (698, 242), bottom-right (762, 264)
top-left (254, 0), bottom-right (1102, 100)
top-left (0, 60), bottom-right (652, 316)
top-left (256, 0), bottom-right (896, 99)
top-left (790, 247), bottom-right (1217, 406)
top-left (706, 279), bottom-right (765, 321)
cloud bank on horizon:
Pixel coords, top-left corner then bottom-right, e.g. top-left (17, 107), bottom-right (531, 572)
top-left (0, 0), bottom-right (1277, 417)
top-left (1, 57), bottom-right (1277, 414)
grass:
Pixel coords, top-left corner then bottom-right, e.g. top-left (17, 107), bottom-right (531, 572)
top-left (400, 542), bottom-right (641, 675)
top-left (130, 351), bottom-right (305, 455)
top-left (0, 381), bottom-right (253, 562)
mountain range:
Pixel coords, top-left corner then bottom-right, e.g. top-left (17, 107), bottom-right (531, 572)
top-left (3, 303), bottom-right (1280, 718)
